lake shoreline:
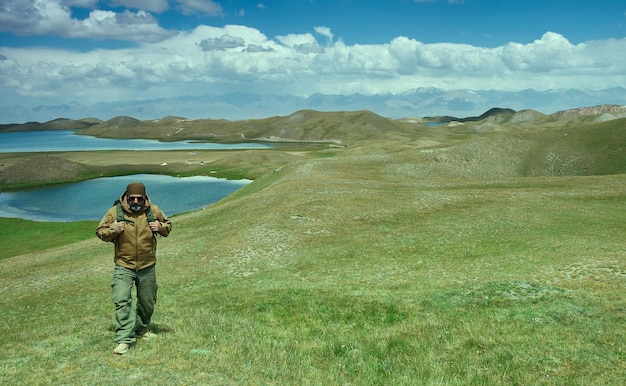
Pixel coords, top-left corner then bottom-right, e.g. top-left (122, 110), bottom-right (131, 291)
top-left (0, 129), bottom-right (273, 153)
top-left (0, 173), bottom-right (252, 222)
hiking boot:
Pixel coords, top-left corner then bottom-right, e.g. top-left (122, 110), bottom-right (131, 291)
top-left (113, 343), bottom-right (130, 355)
top-left (137, 329), bottom-right (157, 340)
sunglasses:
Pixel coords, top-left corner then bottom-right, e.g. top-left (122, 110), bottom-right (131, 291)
top-left (127, 195), bottom-right (145, 203)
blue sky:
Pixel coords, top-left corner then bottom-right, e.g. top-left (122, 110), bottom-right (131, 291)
top-left (1, 0), bottom-right (625, 118)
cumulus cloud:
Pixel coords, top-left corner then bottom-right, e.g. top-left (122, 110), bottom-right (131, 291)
top-left (83, 9), bottom-right (175, 42)
top-left (176, 0), bottom-right (222, 16)
top-left (387, 37), bottom-right (500, 76)
top-left (63, 0), bottom-right (98, 7)
top-left (276, 32), bottom-right (318, 48)
top-left (500, 32), bottom-right (589, 72)
top-left (314, 26), bottom-right (333, 45)
top-left (0, 0), bottom-right (174, 42)
top-left (107, 0), bottom-right (224, 16)
top-left (109, 0), bottom-right (170, 13)
top-left (244, 44), bottom-right (273, 53)
top-left (294, 42), bottom-right (325, 54)
top-left (0, 23), bottom-right (624, 106)
top-left (199, 34), bottom-right (246, 51)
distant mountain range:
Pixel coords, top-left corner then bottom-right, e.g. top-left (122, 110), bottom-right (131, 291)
top-left (1, 87), bottom-right (625, 124)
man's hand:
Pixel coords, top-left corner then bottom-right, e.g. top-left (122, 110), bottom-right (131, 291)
top-left (114, 220), bottom-right (125, 232)
top-left (149, 221), bottom-right (162, 232)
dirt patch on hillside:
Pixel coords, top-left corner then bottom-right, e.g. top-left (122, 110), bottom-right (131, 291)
top-left (0, 155), bottom-right (91, 187)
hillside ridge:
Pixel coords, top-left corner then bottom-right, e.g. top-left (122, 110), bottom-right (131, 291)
top-left (552, 104), bottom-right (626, 116)
top-left (1, 104), bottom-right (622, 137)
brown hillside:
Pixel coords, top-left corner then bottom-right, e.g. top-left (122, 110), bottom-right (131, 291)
top-left (552, 104), bottom-right (626, 116)
top-left (0, 155), bottom-right (91, 186)
top-left (0, 118), bottom-right (98, 133)
top-left (76, 110), bottom-right (420, 145)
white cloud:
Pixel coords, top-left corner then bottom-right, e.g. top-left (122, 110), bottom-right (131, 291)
top-left (62, 0), bottom-right (98, 7)
top-left (500, 32), bottom-right (590, 72)
top-left (0, 0), bottom-right (65, 35)
top-left (79, 9), bottom-right (175, 42)
top-left (176, 0), bottom-right (222, 16)
top-left (110, 0), bottom-right (170, 13)
top-left (101, 0), bottom-right (224, 16)
top-left (0, 24), bottom-right (625, 107)
top-left (294, 42), bottom-right (324, 54)
top-left (199, 34), bottom-right (246, 51)
top-left (314, 26), bottom-right (333, 45)
top-left (0, 0), bottom-right (174, 42)
top-left (276, 32), bottom-right (318, 48)
top-left (244, 44), bottom-right (273, 53)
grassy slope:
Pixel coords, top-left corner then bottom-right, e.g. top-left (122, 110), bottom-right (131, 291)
top-left (0, 219), bottom-right (98, 260)
top-left (1, 115), bottom-right (625, 385)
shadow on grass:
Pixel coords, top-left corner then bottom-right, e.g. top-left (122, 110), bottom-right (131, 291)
top-left (106, 323), bottom-right (174, 335)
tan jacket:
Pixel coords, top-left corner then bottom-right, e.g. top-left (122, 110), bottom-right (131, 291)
top-left (96, 194), bottom-right (172, 270)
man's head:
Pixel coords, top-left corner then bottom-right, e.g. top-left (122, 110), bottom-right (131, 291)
top-left (125, 182), bottom-right (146, 212)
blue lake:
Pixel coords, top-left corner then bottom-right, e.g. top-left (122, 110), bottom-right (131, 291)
top-left (0, 130), bottom-right (262, 222)
top-left (0, 130), bottom-right (270, 152)
top-left (0, 174), bottom-right (251, 222)
top-left (425, 122), bottom-right (447, 127)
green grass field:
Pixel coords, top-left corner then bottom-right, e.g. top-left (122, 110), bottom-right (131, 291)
top-left (0, 218), bottom-right (98, 260)
top-left (1, 114), bottom-right (625, 385)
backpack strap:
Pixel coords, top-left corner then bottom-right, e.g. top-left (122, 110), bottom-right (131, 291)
top-left (113, 200), bottom-right (123, 221)
top-left (145, 206), bottom-right (155, 223)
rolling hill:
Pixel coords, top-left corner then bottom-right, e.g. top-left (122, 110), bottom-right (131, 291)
top-left (1, 104), bottom-right (625, 384)
top-left (1, 105), bottom-right (626, 190)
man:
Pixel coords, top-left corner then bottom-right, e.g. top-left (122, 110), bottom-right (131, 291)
top-left (96, 182), bottom-right (172, 355)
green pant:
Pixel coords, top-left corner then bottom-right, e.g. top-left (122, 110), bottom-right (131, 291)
top-left (111, 265), bottom-right (158, 344)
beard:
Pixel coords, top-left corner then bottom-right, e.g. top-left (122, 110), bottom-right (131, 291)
top-left (130, 204), bottom-right (143, 212)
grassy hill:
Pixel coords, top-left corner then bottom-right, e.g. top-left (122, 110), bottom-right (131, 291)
top-left (71, 109), bottom-right (424, 144)
top-left (0, 117), bottom-right (100, 132)
top-left (1, 108), bottom-right (625, 384)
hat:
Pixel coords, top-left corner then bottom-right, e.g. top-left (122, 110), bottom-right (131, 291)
top-left (126, 182), bottom-right (146, 196)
